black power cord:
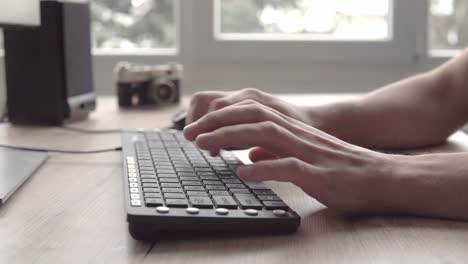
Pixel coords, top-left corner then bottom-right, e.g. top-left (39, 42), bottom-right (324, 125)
top-left (0, 144), bottom-right (122, 154)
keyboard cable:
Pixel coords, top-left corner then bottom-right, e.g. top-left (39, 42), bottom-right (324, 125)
top-left (0, 144), bottom-right (122, 154)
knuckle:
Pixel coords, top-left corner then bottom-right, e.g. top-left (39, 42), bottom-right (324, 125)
top-left (190, 91), bottom-right (210, 105)
top-left (247, 104), bottom-right (266, 118)
top-left (284, 157), bottom-right (302, 172)
top-left (211, 98), bottom-right (229, 110)
top-left (241, 87), bottom-right (261, 96)
top-left (261, 121), bottom-right (283, 136)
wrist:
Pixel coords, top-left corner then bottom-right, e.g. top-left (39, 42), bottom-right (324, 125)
top-left (302, 100), bottom-right (360, 139)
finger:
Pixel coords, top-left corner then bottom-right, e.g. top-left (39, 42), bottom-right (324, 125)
top-left (184, 103), bottom-right (289, 141)
top-left (186, 91), bottom-right (227, 124)
top-left (249, 147), bottom-right (278, 162)
top-left (237, 157), bottom-right (325, 197)
top-left (207, 88), bottom-right (268, 113)
top-left (185, 101), bottom-right (349, 153)
top-left (194, 122), bottom-right (314, 162)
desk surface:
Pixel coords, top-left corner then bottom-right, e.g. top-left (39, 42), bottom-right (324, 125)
top-left (1, 95), bottom-right (468, 264)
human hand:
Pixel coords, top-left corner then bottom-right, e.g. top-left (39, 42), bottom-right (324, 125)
top-left (186, 88), bottom-right (311, 125)
top-left (184, 100), bottom-right (397, 213)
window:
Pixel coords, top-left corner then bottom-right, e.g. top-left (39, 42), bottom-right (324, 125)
top-left (218, 0), bottom-right (391, 41)
top-left (429, 0), bottom-right (468, 55)
top-left (191, 0), bottom-right (416, 64)
top-left (91, 0), bottom-right (177, 54)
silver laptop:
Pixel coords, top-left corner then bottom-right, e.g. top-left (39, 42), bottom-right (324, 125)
top-left (0, 149), bottom-right (48, 205)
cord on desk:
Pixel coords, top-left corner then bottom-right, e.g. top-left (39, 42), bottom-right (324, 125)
top-left (0, 144), bottom-right (122, 154)
top-left (58, 126), bottom-right (123, 134)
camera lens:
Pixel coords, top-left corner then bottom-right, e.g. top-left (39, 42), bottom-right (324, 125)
top-left (149, 78), bottom-right (176, 104)
top-left (157, 84), bottom-right (173, 101)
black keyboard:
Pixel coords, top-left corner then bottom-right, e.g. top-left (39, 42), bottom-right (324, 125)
top-left (121, 130), bottom-right (300, 240)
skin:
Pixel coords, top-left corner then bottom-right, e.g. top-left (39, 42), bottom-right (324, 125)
top-left (183, 49), bottom-right (468, 220)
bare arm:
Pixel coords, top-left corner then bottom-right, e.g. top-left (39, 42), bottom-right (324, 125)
top-left (310, 50), bottom-right (468, 149)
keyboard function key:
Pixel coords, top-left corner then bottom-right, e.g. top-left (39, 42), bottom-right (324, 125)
top-left (234, 193), bottom-right (263, 209)
top-left (145, 198), bottom-right (163, 207)
top-left (213, 196), bottom-right (238, 209)
top-left (131, 200), bottom-right (142, 207)
top-left (165, 199), bottom-right (189, 208)
top-left (263, 201), bottom-right (289, 210)
top-left (189, 196), bottom-right (214, 208)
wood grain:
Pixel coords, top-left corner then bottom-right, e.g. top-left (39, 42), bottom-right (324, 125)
top-left (0, 96), bottom-right (467, 264)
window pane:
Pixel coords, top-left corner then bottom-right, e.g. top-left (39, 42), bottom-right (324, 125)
top-left (91, 0), bottom-right (176, 51)
top-left (429, 0), bottom-right (468, 52)
top-left (217, 0), bottom-right (391, 40)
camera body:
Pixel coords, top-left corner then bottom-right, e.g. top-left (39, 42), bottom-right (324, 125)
top-left (115, 62), bottom-right (182, 107)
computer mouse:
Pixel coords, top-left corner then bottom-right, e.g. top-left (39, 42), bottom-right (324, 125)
top-left (171, 110), bottom-right (187, 130)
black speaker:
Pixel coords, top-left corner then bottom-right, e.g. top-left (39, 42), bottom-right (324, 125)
top-left (3, 0), bottom-right (96, 126)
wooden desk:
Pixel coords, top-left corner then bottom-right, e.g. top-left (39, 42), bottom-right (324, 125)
top-left (1, 95), bottom-right (468, 264)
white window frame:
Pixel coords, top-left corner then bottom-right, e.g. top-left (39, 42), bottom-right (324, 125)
top-left (190, 0), bottom-right (423, 65)
top-left (0, 0), bottom-right (459, 95)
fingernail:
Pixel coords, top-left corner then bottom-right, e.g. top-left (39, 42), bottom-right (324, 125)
top-left (237, 165), bottom-right (254, 178)
top-left (183, 123), bottom-right (196, 141)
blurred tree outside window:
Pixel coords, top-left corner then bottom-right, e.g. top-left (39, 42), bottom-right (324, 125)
top-left (1, 0), bottom-right (468, 54)
top-left (91, 0), bottom-right (176, 51)
top-left (218, 0), bottom-right (391, 40)
top-left (430, 0), bottom-right (468, 51)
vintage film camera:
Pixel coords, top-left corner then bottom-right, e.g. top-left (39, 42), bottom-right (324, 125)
top-left (115, 62), bottom-right (182, 107)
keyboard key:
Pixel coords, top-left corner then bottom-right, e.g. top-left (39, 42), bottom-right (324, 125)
top-left (145, 198), bottom-right (163, 207)
top-left (165, 199), bottom-right (189, 208)
top-left (198, 172), bottom-right (216, 176)
top-left (189, 196), bottom-right (214, 208)
top-left (186, 191), bottom-right (209, 197)
top-left (181, 181), bottom-right (203, 186)
top-left (199, 176), bottom-right (219, 180)
top-left (184, 186), bottom-right (205, 191)
top-left (178, 172), bottom-right (197, 177)
top-left (159, 178), bottom-right (179, 183)
top-left (160, 183), bottom-right (182, 188)
top-left (140, 170), bottom-right (155, 174)
top-left (222, 179), bottom-right (242, 184)
top-left (206, 185), bottom-right (226, 190)
top-left (142, 183), bottom-right (159, 188)
top-left (244, 181), bottom-right (270, 190)
top-left (213, 196), bottom-right (238, 209)
top-left (157, 169), bottom-right (176, 174)
top-left (157, 173), bottom-right (178, 178)
top-left (230, 188), bottom-right (251, 194)
top-left (143, 188), bottom-right (161, 193)
top-left (203, 180), bottom-right (223, 185)
top-left (164, 193), bottom-right (187, 199)
top-left (233, 194), bottom-right (263, 209)
top-left (257, 195), bottom-right (282, 201)
top-left (141, 174), bottom-right (156, 179)
top-left (179, 176), bottom-right (198, 181)
top-left (253, 189), bottom-right (275, 195)
top-left (226, 183), bottom-right (245, 189)
top-left (162, 188), bottom-right (183, 193)
top-left (209, 190), bottom-right (230, 196)
top-left (141, 179), bottom-right (158, 183)
top-left (263, 201), bottom-right (288, 210)
top-left (144, 193), bottom-right (162, 198)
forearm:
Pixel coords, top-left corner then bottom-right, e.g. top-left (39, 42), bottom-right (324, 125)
top-left (373, 153), bottom-right (468, 220)
top-left (304, 71), bottom-right (466, 149)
